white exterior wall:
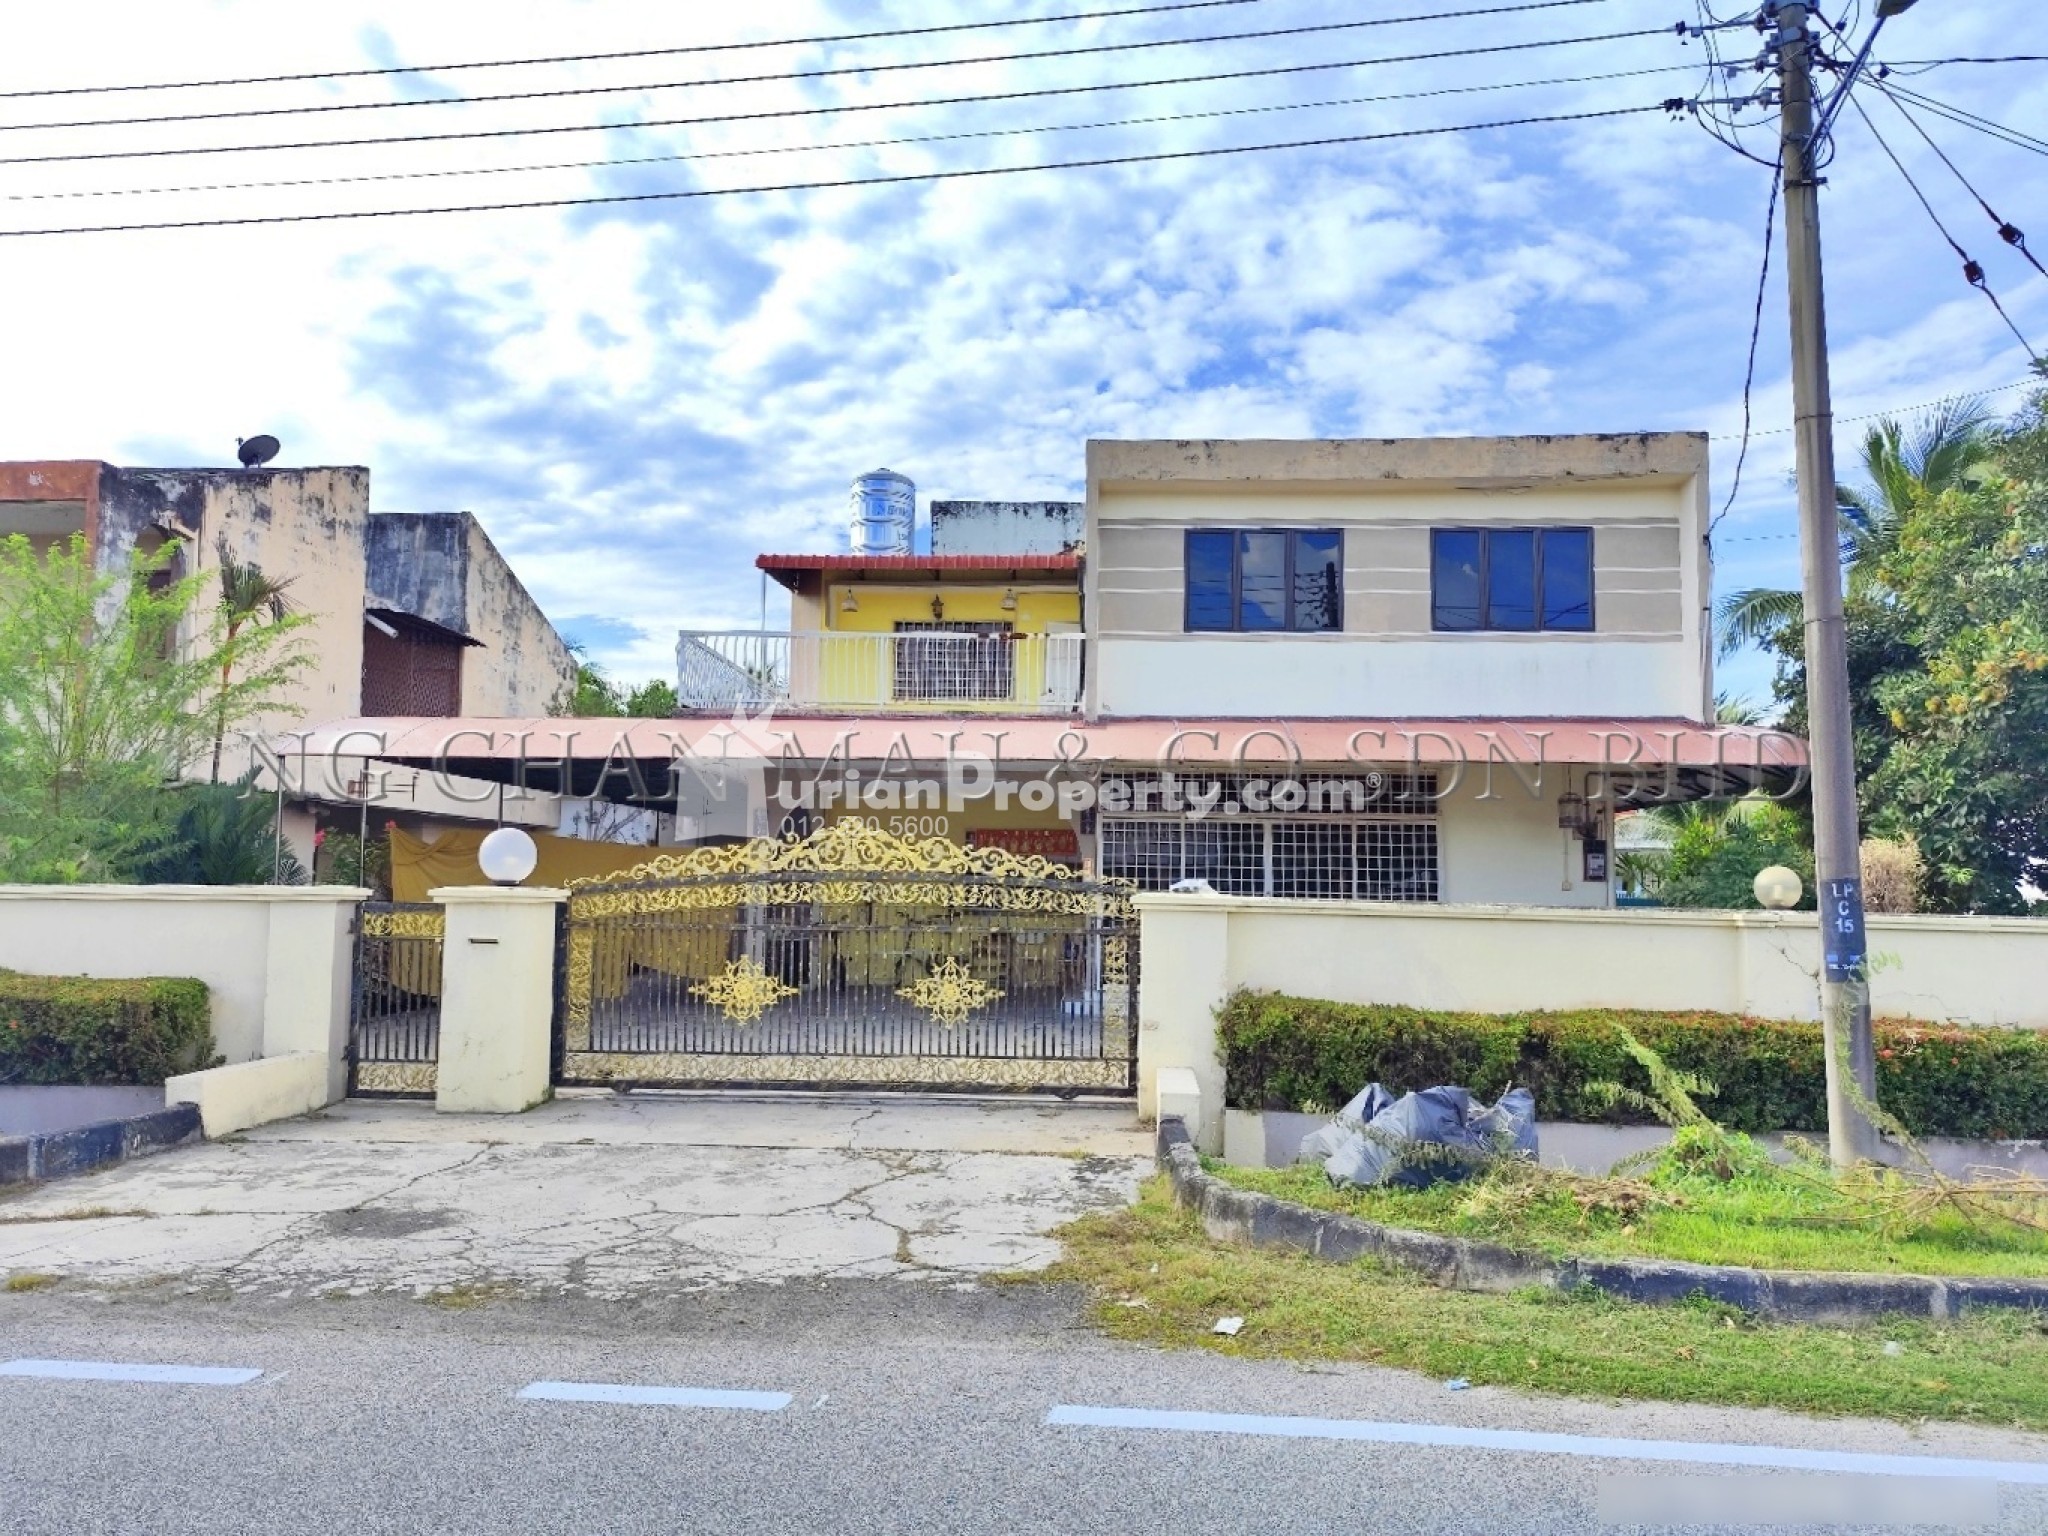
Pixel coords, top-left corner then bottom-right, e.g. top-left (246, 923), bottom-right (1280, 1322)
top-left (1085, 439), bottom-right (1712, 723)
top-left (1136, 893), bottom-right (2048, 1149)
top-left (0, 886), bottom-right (366, 1096)
top-left (1439, 774), bottom-right (1611, 908)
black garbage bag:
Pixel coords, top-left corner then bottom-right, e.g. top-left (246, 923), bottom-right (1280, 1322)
top-left (1320, 1083), bottom-right (1538, 1190)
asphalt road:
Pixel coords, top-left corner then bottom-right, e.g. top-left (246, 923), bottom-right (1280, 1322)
top-left (3, 1283), bottom-right (2045, 1535)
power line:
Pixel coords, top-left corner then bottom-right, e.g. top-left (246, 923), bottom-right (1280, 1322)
top-left (1886, 56), bottom-right (2048, 69)
top-left (1845, 91), bottom-right (2040, 360)
top-left (1709, 158), bottom-right (1782, 541)
top-left (4, 64), bottom-right (1702, 205)
top-left (1874, 79), bottom-right (2048, 162)
top-left (1708, 377), bottom-right (2040, 443)
top-left (1873, 86), bottom-right (2048, 281)
top-left (0, 26), bottom-right (1678, 169)
top-left (0, 0), bottom-right (1615, 135)
top-left (0, 0), bottom-right (1273, 100)
top-left (0, 102), bottom-right (1664, 239)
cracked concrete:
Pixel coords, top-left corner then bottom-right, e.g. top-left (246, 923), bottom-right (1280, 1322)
top-left (0, 1093), bottom-right (1149, 1302)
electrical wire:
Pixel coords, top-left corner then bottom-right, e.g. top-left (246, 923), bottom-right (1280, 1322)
top-left (0, 102), bottom-right (1665, 239)
top-left (0, 0), bottom-right (1616, 135)
top-left (0, 0), bottom-right (1277, 100)
top-left (3, 63), bottom-right (1703, 205)
top-left (1845, 91), bottom-right (2041, 360)
top-left (1885, 56), bottom-right (2048, 69)
top-left (1710, 159), bottom-right (1783, 540)
top-left (1872, 86), bottom-right (2048, 281)
top-left (1874, 79), bottom-right (2048, 162)
top-left (0, 26), bottom-right (1680, 169)
top-left (1708, 377), bottom-right (2038, 447)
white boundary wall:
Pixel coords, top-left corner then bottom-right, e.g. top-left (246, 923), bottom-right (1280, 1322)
top-left (0, 885), bottom-right (368, 1102)
top-left (1136, 893), bottom-right (2048, 1151)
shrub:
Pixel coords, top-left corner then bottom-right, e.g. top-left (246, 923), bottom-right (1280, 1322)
top-left (0, 969), bottom-right (213, 1085)
top-left (1861, 836), bottom-right (1923, 914)
top-left (1217, 989), bottom-right (2048, 1140)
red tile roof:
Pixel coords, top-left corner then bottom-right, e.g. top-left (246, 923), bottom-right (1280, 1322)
top-left (755, 552), bottom-right (1080, 588)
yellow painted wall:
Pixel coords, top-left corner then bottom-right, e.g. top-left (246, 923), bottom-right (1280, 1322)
top-left (824, 582), bottom-right (1080, 633)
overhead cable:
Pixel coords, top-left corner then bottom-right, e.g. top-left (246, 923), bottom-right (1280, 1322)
top-left (0, 102), bottom-right (1664, 238)
top-left (0, 26), bottom-right (1680, 168)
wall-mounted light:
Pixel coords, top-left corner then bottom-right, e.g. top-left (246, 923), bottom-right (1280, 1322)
top-left (1000, 588), bottom-right (1018, 612)
top-left (930, 595), bottom-right (946, 621)
top-left (839, 589), bottom-right (859, 614)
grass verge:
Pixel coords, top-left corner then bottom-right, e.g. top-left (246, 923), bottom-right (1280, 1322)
top-left (1208, 1151), bottom-right (2048, 1279)
top-left (1044, 1177), bottom-right (2048, 1431)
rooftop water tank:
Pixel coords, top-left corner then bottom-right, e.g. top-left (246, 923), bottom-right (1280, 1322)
top-left (850, 469), bottom-right (915, 556)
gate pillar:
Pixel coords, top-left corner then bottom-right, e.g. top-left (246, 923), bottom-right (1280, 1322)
top-left (431, 884), bottom-right (567, 1114)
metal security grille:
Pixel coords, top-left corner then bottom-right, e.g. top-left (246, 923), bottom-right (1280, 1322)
top-left (1100, 805), bottom-right (1439, 901)
top-left (892, 622), bottom-right (1015, 702)
top-left (349, 903), bottom-right (444, 1095)
top-left (361, 620), bottom-right (464, 717)
top-left (554, 825), bottom-right (1138, 1095)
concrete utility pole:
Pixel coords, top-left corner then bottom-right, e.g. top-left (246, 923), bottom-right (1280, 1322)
top-left (1773, 0), bottom-right (1880, 1166)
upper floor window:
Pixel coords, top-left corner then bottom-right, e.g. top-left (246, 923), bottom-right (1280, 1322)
top-left (1430, 527), bottom-right (1593, 632)
top-left (1185, 529), bottom-right (1343, 632)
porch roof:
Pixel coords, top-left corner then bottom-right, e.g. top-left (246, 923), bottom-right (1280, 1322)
top-left (279, 715), bottom-right (1805, 806)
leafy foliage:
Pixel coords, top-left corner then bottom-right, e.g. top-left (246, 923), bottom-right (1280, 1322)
top-left (549, 651), bottom-right (677, 718)
top-left (1730, 391), bottom-right (2048, 912)
top-left (0, 969), bottom-right (213, 1085)
top-left (1638, 799), bottom-right (1813, 910)
top-left (1217, 989), bottom-right (2048, 1139)
top-left (136, 773), bottom-right (308, 886)
top-left (0, 533), bottom-right (310, 882)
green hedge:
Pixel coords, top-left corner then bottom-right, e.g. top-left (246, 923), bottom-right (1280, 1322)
top-left (1218, 989), bottom-right (2048, 1141)
top-left (0, 969), bottom-right (213, 1086)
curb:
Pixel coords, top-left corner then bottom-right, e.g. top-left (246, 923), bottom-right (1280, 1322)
top-left (1156, 1117), bottom-right (2048, 1325)
top-left (0, 1104), bottom-right (202, 1186)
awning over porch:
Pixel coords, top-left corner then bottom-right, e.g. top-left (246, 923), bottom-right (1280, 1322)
top-left (277, 714), bottom-right (1806, 807)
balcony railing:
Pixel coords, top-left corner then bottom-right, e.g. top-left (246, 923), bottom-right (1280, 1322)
top-left (676, 629), bottom-right (1084, 715)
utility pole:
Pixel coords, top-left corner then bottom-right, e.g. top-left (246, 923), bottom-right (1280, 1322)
top-left (1772, 0), bottom-right (1879, 1166)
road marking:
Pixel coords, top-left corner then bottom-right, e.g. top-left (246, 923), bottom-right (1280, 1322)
top-left (1044, 1406), bottom-right (2048, 1486)
top-left (0, 1359), bottom-right (261, 1387)
top-left (518, 1381), bottom-right (792, 1411)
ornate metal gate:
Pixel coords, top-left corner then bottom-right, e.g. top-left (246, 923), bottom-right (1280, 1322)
top-left (555, 823), bottom-right (1137, 1094)
top-left (349, 902), bottom-right (444, 1096)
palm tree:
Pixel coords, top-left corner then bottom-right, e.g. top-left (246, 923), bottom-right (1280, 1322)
top-left (209, 536), bottom-right (296, 782)
top-left (1714, 399), bottom-right (1994, 657)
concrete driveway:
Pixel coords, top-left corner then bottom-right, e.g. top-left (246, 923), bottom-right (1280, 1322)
top-left (0, 1093), bottom-right (1151, 1300)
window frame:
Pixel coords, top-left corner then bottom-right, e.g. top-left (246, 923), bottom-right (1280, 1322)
top-left (1429, 525), bottom-right (1596, 633)
top-left (1182, 527), bottom-right (1345, 633)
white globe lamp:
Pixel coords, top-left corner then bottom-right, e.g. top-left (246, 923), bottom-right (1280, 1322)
top-left (1753, 864), bottom-right (1803, 911)
top-left (478, 826), bottom-right (539, 887)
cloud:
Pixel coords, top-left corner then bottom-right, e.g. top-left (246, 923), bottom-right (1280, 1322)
top-left (0, 0), bottom-right (2041, 692)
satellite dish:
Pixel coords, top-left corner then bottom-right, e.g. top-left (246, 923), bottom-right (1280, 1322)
top-left (236, 434), bottom-right (280, 469)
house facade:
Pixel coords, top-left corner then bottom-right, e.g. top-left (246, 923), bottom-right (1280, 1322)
top-left (648, 438), bottom-right (1795, 908)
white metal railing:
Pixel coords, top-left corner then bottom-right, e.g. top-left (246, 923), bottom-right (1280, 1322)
top-left (675, 629), bottom-right (1084, 715)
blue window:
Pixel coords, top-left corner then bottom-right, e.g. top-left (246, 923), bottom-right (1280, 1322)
top-left (1430, 527), bottom-right (1594, 633)
top-left (1184, 529), bottom-right (1344, 632)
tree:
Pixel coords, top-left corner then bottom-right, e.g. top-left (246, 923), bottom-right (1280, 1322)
top-left (208, 535), bottom-right (299, 782)
top-left (1748, 388), bottom-right (2048, 913)
top-left (1715, 401), bottom-right (1995, 657)
top-left (0, 533), bottom-right (309, 882)
top-left (547, 646), bottom-right (676, 718)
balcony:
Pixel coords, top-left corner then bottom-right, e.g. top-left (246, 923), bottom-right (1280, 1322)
top-left (676, 629), bottom-right (1084, 716)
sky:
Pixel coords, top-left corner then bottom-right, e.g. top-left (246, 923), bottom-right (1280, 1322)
top-left (0, 0), bottom-right (2042, 705)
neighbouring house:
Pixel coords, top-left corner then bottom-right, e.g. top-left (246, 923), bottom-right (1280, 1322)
top-left (0, 458), bottom-right (596, 871)
top-left (293, 436), bottom-right (1804, 908)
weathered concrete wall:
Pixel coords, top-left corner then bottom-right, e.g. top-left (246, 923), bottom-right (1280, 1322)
top-left (461, 515), bottom-right (577, 716)
top-left (94, 465), bottom-right (374, 755)
top-left (363, 511), bottom-right (470, 633)
top-left (930, 500), bottom-right (1084, 557)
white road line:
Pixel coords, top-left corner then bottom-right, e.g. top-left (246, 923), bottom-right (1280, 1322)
top-left (0, 1359), bottom-right (261, 1387)
top-left (1044, 1406), bottom-right (2048, 1486)
top-left (517, 1381), bottom-right (792, 1411)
